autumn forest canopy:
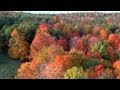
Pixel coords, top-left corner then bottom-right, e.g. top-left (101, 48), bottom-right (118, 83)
top-left (0, 11), bottom-right (120, 79)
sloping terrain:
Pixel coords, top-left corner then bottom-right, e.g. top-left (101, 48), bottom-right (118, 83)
top-left (0, 54), bottom-right (21, 79)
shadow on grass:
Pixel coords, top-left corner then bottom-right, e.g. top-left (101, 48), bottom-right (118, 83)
top-left (0, 54), bottom-right (21, 79)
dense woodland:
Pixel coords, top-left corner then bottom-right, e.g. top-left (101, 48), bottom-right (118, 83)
top-left (0, 11), bottom-right (120, 79)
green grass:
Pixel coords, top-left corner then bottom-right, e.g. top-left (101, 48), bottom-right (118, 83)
top-left (0, 54), bottom-right (21, 79)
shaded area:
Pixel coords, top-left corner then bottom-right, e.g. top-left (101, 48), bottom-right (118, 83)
top-left (0, 54), bottom-right (21, 79)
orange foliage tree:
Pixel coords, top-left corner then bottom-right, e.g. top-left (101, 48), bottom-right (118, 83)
top-left (108, 34), bottom-right (120, 49)
top-left (29, 32), bottom-right (56, 60)
top-left (8, 29), bottom-right (29, 61)
top-left (100, 29), bottom-right (107, 39)
top-left (37, 23), bottom-right (49, 33)
top-left (108, 34), bottom-right (117, 43)
top-left (16, 45), bottom-right (65, 79)
top-left (15, 60), bottom-right (39, 79)
top-left (113, 60), bottom-right (120, 79)
top-left (34, 55), bottom-right (72, 79)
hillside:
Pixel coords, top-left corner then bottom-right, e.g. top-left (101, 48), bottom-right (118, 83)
top-left (0, 11), bottom-right (120, 79)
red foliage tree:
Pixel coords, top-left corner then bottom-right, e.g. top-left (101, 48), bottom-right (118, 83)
top-left (57, 37), bottom-right (69, 51)
top-left (69, 31), bottom-right (80, 38)
top-left (94, 64), bottom-right (104, 77)
top-left (69, 36), bottom-right (80, 49)
top-left (75, 38), bottom-right (85, 51)
top-left (88, 35), bottom-right (98, 47)
top-left (75, 37), bottom-right (90, 57)
top-left (93, 52), bottom-right (102, 59)
top-left (86, 64), bottom-right (104, 79)
top-left (106, 46), bottom-right (116, 62)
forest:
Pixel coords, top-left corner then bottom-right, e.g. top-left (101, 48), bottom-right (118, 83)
top-left (0, 11), bottom-right (120, 79)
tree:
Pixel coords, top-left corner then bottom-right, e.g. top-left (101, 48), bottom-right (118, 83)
top-left (29, 32), bottom-right (56, 60)
top-left (8, 29), bottom-right (29, 61)
top-left (49, 29), bottom-right (63, 40)
top-left (33, 45), bottom-right (65, 64)
top-left (108, 34), bottom-right (117, 43)
top-left (0, 24), bottom-right (18, 54)
top-left (17, 22), bottom-right (37, 43)
top-left (108, 34), bottom-right (120, 49)
top-left (57, 37), bottom-right (69, 51)
top-left (113, 60), bottom-right (120, 79)
top-left (83, 58), bottom-right (100, 69)
top-left (100, 29), bottom-right (107, 39)
top-left (68, 49), bottom-right (87, 67)
top-left (64, 66), bottom-right (86, 79)
top-left (37, 23), bottom-right (49, 33)
top-left (75, 36), bottom-right (90, 57)
top-left (34, 55), bottom-right (72, 79)
top-left (16, 45), bottom-right (65, 79)
top-left (15, 60), bottom-right (38, 79)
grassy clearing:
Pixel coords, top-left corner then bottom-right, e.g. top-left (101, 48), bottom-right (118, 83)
top-left (0, 54), bottom-right (21, 79)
